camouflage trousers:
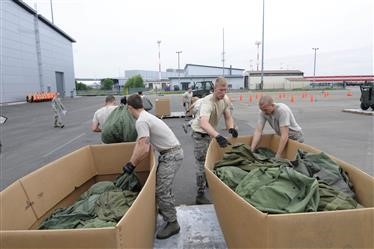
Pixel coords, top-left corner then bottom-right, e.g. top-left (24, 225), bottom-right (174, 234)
top-left (53, 110), bottom-right (64, 127)
top-left (192, 131), bottom-right (211, 194)
top-left (288, 130), bottom-right (304, 143)
top-left (157, 147), bottom-right (183, 222)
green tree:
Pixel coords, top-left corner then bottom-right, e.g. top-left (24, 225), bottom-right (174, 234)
top-left (101, 78), bottom-right (114, 90)
top-left (75, 81), bottom-right (91, 90)
top-left (125, 75), bottom-right (144, 89)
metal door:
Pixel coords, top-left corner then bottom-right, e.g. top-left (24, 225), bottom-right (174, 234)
top-left (55, 72), bottom-right (65, 97)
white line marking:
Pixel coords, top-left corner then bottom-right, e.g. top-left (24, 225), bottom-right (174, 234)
top-left (43, 133), bottom-right (86, 157)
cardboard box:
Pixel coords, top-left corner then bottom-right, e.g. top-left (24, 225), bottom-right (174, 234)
top-left (205, 134), bottom-right (374, 249)
top-left (155, 98), bottom-right (171, 118)
top-left (0, 142), bottom-right (156, 249)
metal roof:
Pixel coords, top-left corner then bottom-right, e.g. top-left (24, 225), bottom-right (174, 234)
top-left (246, 70), bottom-right (304, 76)
top-left (184, 64), bottom-right (244, 71)
top-left (13, 0), bottom-right (76, 42)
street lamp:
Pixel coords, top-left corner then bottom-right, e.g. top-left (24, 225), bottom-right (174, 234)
top-left (157, 40), bottom-right (162, 81)
top-left (260, 0), bottom-right (265, 90)
top-left (176, 51), bottom-right (182, 88)
top-left (312, 48), bottom-right (319, 76)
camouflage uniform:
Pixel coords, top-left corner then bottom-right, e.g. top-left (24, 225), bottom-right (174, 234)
top-left (192, 132), bottom-right (211, 194)
top-left (51, 96), bottom-right (65, 127)
top-left (157, 147), bottom-right (184, 222)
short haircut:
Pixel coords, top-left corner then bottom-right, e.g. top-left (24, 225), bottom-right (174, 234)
top-left (120, 96), bottom-right (127, 105)
top-left (214, 77), bottom-right (228, 87)
top-left (259, 95), bottom-right (274, 106)
top-left (127, 94), bottom-right (144, 109)
top-left (105, 95), bottom-right (115, 103)
top-left (138, 91), bottom-right (143, 95)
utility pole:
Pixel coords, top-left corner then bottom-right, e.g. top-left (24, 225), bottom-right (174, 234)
top-left (312, 47), bottom-right (319, 76)
top-left (176, 51), bottom-right (182, 87)
top-left (255, 41), bottom-right (261, 71)
top-left (50, 0), bottom-right (54, 24)
top-left (157, 40), bottom-right (161, 80)
top-left (260, 0), bottom-right (265, 90)
top-left (222, 28), bottom-right (225, 76)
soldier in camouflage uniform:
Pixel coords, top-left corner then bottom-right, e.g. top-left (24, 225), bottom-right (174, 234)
top-left (191, 77), bottom-right (238, 204)
top-left (51, 92), bottom-right (66, 128)
top-left (123, 94), bottom-right (183, 240)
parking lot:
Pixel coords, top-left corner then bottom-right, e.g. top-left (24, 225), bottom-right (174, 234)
top-left (1, 87), bottom-right (373, 206)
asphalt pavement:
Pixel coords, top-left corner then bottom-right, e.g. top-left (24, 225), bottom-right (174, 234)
top-left (1, 88), bottom-right (373, 206)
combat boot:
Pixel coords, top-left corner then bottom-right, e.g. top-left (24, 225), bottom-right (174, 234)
top-left (195, 192), bottom-right (211, 205)
top-left (156, 221), bottom-right (180, 239)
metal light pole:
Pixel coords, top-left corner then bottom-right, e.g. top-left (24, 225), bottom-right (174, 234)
top-left (255, 41), bottom-right (261, 71)
top-left (222, 28), bottom-right (225, 76)
top-left (50, 0), bottom-right (54, 24)
top-left (260, 0), bottom-right (265, 90)
top-left (312, 47), bottom-right (319, 76)
top-left (176, 51), bottom-right (182, 87)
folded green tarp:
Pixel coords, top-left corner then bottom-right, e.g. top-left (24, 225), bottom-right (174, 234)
top-left (39, 172), bottom-right (141, 229)
top-left (214, 144), bottom-right (360, 214)
top-left (101, 104), bottom-right (138, 144)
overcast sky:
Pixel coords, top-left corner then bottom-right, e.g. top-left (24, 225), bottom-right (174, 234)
top-left (23, 0), bottom-right (373, 78)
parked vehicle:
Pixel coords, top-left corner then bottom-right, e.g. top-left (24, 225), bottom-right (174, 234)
top-left (360, 84), bottom-right (374, 110)
top-left (192, 81), bottom-right (214, 98)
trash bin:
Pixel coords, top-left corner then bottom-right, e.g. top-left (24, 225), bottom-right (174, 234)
top-left (360, 84), bottom-right (374, 110)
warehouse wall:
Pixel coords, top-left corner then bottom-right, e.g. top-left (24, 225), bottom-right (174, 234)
top-left (1, 0), bottom-right (40, 103)
top-left (0, 0), bottom-right (75, 103)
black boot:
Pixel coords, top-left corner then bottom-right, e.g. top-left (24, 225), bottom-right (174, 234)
top-left (156, 221), bottom-right (180, 239)
top-left (195, 192), bottom-right (211, 205)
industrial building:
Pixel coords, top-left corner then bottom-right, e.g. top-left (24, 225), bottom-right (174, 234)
top-left (1, 0), bottom-right (76, 103)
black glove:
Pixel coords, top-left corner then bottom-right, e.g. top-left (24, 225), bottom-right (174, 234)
top-left (123, 162), bottom-right (135, 174)
top-left (228, 128), bottom-right (238, 138)
top-left (215, 135), bottom-right (231, 148)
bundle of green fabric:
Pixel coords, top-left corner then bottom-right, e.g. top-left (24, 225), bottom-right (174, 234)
top-left (39, 172), bottom-right (141, 229)
top-left (214, 144), bottom-right (360, 214)
top-left (101, 104), bottom-right (138, 144)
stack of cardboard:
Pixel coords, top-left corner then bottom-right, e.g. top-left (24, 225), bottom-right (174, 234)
top-left (155, 98), bottom-right (171, 118)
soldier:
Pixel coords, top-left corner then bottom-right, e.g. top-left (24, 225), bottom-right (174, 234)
top-left (250, 95), bottom-right (304, 158)
top-left (51, 92), bottom-right (66, 128)
top-left (190, 76), bottom-right (238, 204)
top-left (91, 95), bottom-right (117, 132)
top-left (123, 94), bottom-right (183, 240)
top-left (182, 87), bottom-right (193, 113)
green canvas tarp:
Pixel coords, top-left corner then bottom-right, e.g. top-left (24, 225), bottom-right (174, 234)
top-left (39, 172), bottom-right (141, 229)
top-left (101, 104), bottom-right (138, 144)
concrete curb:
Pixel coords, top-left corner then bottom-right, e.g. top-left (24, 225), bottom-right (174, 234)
top-left (342, 109), bottom-right (374, 116)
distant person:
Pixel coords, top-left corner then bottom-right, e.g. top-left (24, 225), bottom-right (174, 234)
top-left (182, 87), bottom-right (193, 113)
top-left (91, 95), bottom-right (117, 132)
top-left (250, 95), bottom-right (304, 159)
top-left (182, 97), bottom-right (202, 134)
top-left (120, 96), bottom-right (127, 105)
top-left (51, 92), bottom-right (66, 128)
top-left (138, 91), bottom-right (153, 111)
top-left (123, 94), bottom-right (183, 239)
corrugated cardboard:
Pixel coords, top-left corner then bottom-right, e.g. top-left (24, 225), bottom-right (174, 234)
top-left (205, 134), bottom-right (374, 249)
top-left (155, 98), bottom-right (171, 118)
top-left (0, 142), bottom-right (156, 249)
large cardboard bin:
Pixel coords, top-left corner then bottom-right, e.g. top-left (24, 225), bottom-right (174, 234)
top-left (155, 98), bottom-right (171, 118)
top-left (205, 134), bottom-right (374, 249)
top-left (0, 142), bottom-right (156, 249)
